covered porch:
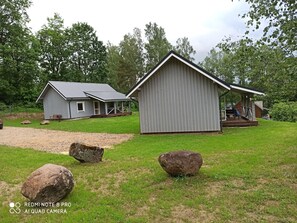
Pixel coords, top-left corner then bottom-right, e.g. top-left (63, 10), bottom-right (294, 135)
top-left (84, 91), bottom-right (132, 118)
top-left (221, 84), bottom-right (265, 127)
top-left (90, 100), bottom-right (132, 118)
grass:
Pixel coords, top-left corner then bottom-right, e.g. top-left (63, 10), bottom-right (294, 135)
top-left (1, 112), bottom-right (140, 134)
top-left (0, 114), bottom-right (296, 222)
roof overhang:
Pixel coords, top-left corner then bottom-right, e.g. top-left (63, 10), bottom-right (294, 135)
top-left (230, 84), bottom-right (265, 96)
top-left (126, 51), bottom-right (230, 98)
top-left (84, 92), bottom-right (131, 103)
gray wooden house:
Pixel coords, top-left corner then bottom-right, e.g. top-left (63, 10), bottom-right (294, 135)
top-left (37, 81), bottom-right (131, 120)
top-left (127, 51), bottom-right (264, 134)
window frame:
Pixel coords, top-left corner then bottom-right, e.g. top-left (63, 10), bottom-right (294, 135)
top-left (76, 101), bottom-right (85, 113)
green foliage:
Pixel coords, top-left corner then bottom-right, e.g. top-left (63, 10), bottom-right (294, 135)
top-left (0, 0), bottom-right (40, 105)
top-left (174, 37), bottom-right (196, 62)
top-left (270, 102), bottom-right (297, 122)
top-left (37, 13), bottom-right (68, 84)
top-left (65, 22), bottom-right (107, 83)
top-left (37, 15), bottom-right (108, 86)
top-left (107, 28), bottom-right (144, 92)
top-left (241, 0), bottom-right (297, 54)
top-left (0, 119), bottom-right (297, 222)
top-left (144, 22), bottom-right (173, 71)
top-left (200, 38), bottom-right (297, 107)
top-left (106, 23), bottom-right (196, 93)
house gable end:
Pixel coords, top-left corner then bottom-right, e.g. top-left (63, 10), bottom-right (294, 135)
top-left (138, 56), bottom-right (221, 133)
top-left (126, 51), bottom-right (230, 98)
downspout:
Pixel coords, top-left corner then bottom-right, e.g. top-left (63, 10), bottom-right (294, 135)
top-left (219, 90), bottom-right (229, 133)
top-left (68, 99), bottom-right (72, 119)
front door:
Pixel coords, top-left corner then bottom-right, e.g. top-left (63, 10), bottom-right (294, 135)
top-left (94, 101), bottom-right (100, 115)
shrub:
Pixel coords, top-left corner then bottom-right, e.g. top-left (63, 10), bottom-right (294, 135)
top-left (0, 102), bottom-right (7, 112)
top-left (270, 102), bottom-right (297, 122)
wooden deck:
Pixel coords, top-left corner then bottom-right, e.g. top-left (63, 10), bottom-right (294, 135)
top-left (222, 117), bottom-right (258, 127)
top-left (90, 112), bottom-right (132, 118)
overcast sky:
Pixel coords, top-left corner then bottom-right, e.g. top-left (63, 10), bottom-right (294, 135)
top-left (27, 0), bottom-right (252, 62)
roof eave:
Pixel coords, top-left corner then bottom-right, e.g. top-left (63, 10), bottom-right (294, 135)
top-left (85, 92), bottom-right (130, 103)
top-left (230, 84), bottom-right (265, 96)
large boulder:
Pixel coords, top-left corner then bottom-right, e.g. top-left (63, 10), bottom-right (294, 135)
top-left (21, 164), bottom-right (74, 203)
top-left (69, 142), bottom-right (104, 163)
top-left (158, 151), bottom-right (203, 177)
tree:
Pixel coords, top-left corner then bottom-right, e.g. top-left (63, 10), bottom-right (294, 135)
top-left (0, 0), bottom-right (40, 105)
top-left (106, 24), bottom-right (197, 92)
top-left (106, 28), bottom-right (144, 92)
top-left (174, 37), bottom-right (196, 62)
top-left (37, 13), bottom-right (68, 84)
top-left (65, 22), bottom-right (107, 83)
top-left (200, 38), bottom-right (297, 107)
top-left (240, 0), bottom-right (297, 54)
top-left (106, 43), bottom-right (121, 90)
top-left (144, 22), bottom-right (172, 71)
top-left (199, 48), bottom-right (234, 83)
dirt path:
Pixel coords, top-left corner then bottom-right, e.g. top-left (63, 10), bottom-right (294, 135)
top-left (0, 127), bottom-right (134, 154)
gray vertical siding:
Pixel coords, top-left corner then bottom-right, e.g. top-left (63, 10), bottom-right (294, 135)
top-left (43, 88), bottom-right (69, 119)
top-left (69, 100), bottom-right (94, 119)
top-left (138, 57), bottom-right (220, 133)
top-left (43, 88), bottom-right (96, 119)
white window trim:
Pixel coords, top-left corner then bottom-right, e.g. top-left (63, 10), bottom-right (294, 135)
top-left (77, 101), bottom-right (85, 113)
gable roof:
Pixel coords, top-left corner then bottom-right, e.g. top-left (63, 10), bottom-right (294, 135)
top-left (126, 51), bottom-right (265, 97)
top-left (126, 51), bottom-right (231, 97)
top-left (36, 81), bottom-right (129, 103)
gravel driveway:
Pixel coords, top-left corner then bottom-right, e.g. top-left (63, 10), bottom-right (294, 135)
top-left (0, 127), bottom-right (134, 154)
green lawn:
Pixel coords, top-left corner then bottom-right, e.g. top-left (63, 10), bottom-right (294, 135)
top-left (0, 114), bottom-right (296, 222)
top-left (1, 112), bottom-right (140, 134)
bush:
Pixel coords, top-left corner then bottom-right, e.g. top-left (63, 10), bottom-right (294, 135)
top-left (270, 102), bottom-right (297, 122)
top-left (0, 102), bottom-right (8, 112)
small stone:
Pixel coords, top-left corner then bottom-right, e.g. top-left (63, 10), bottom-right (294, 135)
top-left (69, 142), bottom-right (104, 163)
top-left (21, 120), bottom-right (31, 125)
top-left (21, 164), bottom-right (74, 203)
top-left (158, 151), bottom-right (203, 177)
top-left (40, 120), bottom-right (50, 125)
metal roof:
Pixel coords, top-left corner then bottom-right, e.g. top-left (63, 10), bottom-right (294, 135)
top-left (84, 91), bottom-right (129, 102)
top-left (36, 81), bottom-right (129, 102)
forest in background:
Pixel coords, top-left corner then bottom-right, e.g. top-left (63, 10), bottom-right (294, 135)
top-left (0, 0), bottom-right (296, 109)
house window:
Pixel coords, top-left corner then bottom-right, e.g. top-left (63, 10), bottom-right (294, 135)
top-left (77, 102), bottom-right (85, 112)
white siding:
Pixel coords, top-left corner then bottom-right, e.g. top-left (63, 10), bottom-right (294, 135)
top-left (138, 57), bottom-right (220, 133)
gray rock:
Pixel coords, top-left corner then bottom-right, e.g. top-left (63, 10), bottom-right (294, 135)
top-left (40, 120), bottom-right (50, 125)
top-left (69, 142), bottom-right (104, 163)
top-left (21, 164), bottom-right (74, 203)
top-left (158, 151), bottom-right (203, 177)
top-left (21, 120), bottom-right (31, 124)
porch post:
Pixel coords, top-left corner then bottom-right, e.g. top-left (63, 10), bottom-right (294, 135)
top-left (105, 103), bottom-right (108, 115)
top-left (252, 101), bottom-right (256, 121)
top-left (121, 101), bottom-right (124, 113)
top-left (114, 102), bottom-right (117, 114)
